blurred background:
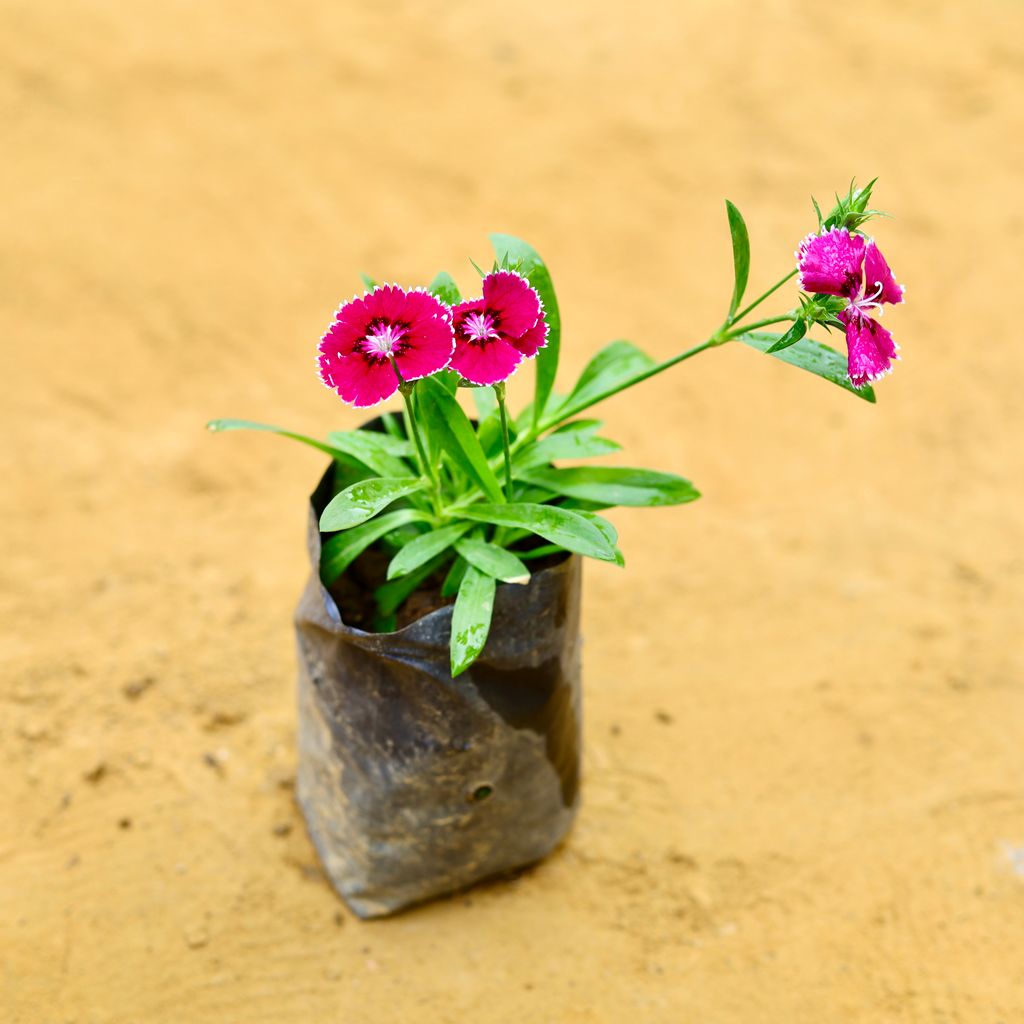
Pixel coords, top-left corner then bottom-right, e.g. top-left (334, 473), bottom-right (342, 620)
top-left (3, 1), bottom-right (1022, 1020)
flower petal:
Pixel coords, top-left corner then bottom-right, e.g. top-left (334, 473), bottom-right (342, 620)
top-left (863, 242), bottom-right (905, 306)
top-left (840, 310), bottom-right (899, 388)
top-left (482, 270), bottom-right (541, 339)
top-left (318, 348), bottom-right (399, 407)
top-left (450, 336), bottom-right (523, 386)
top-left (394, 312), bottom-right (455, 380)
top-left (797, 227), bottom-right (865, 298)
top-left (509, 315), bottom-right (549, 358)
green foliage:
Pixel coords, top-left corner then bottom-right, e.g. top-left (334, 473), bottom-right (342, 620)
top-left (490, 234), bottom-right (561, 425)
top-left (319, 477), bottom-right (424, 531)
top-left (459, 503), bottom-right (620, 563)
top-left (725, 200), bottom-right (750, 318)
top-left (450, 566), bottom-right (496, 676)
top-left (417, 377), bottom-right (505, 504)
top-left (739, 332), bottom-right (877, 402)
top-left (428, 271), bottom-right (461, 306)
top-left (454, 537), bottom-right (530, 584)
top-left (320, 509), bottom-right (429, 586)
top-left (518, 467), bottom-right (700, 507)
top-left (214, 204), bottom-right (889, 675)
top-left (386, 522), bottom-right (472, 580)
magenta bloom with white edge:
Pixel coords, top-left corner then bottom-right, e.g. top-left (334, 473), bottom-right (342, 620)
top-left (797, 227), bottom-right (905, 388)
top-left (450, 270), bottom-right (549, 386)
top-left (318, 286), bottom-right (455, 407)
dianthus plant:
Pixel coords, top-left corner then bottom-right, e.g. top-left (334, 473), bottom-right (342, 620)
top-left (211, 181), bottom-right (904, 675)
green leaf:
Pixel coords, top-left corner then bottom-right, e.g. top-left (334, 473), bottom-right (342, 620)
top-left (428, 271), bottom-right (462, 307)
top-left (725, 200), bottom-right (750, 318)
top-left (515, 428), bottom-right (621, 471)
top-left (459, 503), bottom-right (618, 562)
top-left (325, 429), bottom-right (414, 477)
top-left (455, 537), bottom-right (530, 584)
top-left (450, 565), bottom-right (497, 676)
top-left (319, 477), bottom-right (424, 532)
top-left (320, 509), bottom-right (429, 586)
top-left (739, 331), bottom-right (877, 402)
top-left (374, 553), bottom-right (447, 618)
top-left (764, 319), bottom-right (807, 354)
top-left (573, 511), bottom-right (625, 567)
top-left (553, 340), bottom-right (657, 424)
top-left (519, 466), bottom-right (700, 507)
top-left (490, 234), bottom-right (561, 425)
top-left (417, 377), bottom-right (505, 504)
top-left (441, 556), bottom-right (468, 598)
top-left (360, 273), bottom-right (378, 290)
top-left (471, 386), bottom-right (498, 422)
top-left (206, 418), bottom-right (360, 463)
top-left (386, 522), bottom-right (472, 580)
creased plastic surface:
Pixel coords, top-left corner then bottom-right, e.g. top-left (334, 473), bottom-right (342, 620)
top-left (294, 467), bottom-right (582, 918)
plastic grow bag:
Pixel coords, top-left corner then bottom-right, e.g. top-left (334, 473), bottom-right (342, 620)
top-left (294, 466), bottom-right (582, 918)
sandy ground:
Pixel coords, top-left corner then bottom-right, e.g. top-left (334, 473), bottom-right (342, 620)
top-left (3, 0), bottom-right (1023, 1020)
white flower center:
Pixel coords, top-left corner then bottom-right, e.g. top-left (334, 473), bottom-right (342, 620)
top-left (846, 280), bottom-right (885, 319)
top-left (364, 322), bottom-right (405, 356)
top-left (462, 311), bottom-right (500, 344)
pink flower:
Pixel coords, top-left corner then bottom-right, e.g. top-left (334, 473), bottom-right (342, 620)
top-left (797, 227), bottom-right (905, 388)
top-left (318, 286), bottom-right (454, 407)
top-left (450, 270), bottom-right (549, 386)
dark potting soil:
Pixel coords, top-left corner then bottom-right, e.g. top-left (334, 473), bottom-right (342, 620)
top-left (325, 542), bottom-right (567, 633)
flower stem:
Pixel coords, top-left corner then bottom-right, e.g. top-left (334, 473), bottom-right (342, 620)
top-left (493, 382), bottom-right (514, 502)
top-left (724, 314), bottom-right (793, 339)
top-left (730, 269), bottom-right (797, 325)
top-left (391, 362), bottom-right (442, 514)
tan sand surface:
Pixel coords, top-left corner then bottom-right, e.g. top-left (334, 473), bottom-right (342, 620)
top-left (3, 1), bottom-right (1023, 1020)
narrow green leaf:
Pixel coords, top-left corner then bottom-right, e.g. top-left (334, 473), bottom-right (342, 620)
top-left (387, 522), bottom-right (472, 580)
top-left (206, 418), bottom-right (360, 463)
top-left (455, 537), bottom-right (530, 585)
top-left (490, 234), bottom-right (561, 424)
top-left (319, 477), bottom-right (424, 532)
top-left (739, 331), bottom-right (877, 402)
top-left (555, 341), bottom-right (657, 424)
top-left (519, 466), bottom-right (700, 507)
top-left (450, 565), bottom-right (497, 676)
top-left (325, 429), bottom-right (414, 477)
top-left (360, 273), bottom-right (378, 290)
top-left (514, 430), bottom-right (621, 471)
top-left (441, 556), bottom-right (468, 598)
top-left (374, 552), bottom-right (448, 617)
top-left (320, 509), bottom-right (428, 586)
top-left (725, 200), bottom-right (751, 318)
top-left (417, 377), bottom-right (505, 504)
top-left (764, 319), bottom-right (807, 354)
top-left (573, 511), bottom-right (625, 567)
top-left (459, 503), bottom-right (618, 562)
top-left (428, 271), bottom-right (462, 307)
top-left (471, 386), bottom-right (498, 423)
